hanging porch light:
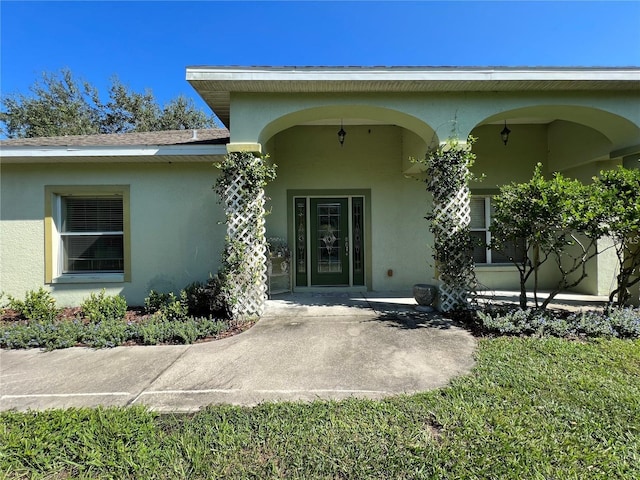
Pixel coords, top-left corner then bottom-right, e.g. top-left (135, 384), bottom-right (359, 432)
top-left (500, 120), bottom-right (511, 146)
top-left (337, 120), bottom-right (346, 146)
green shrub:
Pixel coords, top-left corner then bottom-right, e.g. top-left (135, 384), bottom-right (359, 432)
top-left (184, 276), bottom-right (230, 318)
top-left (162, 291), bottom-right (189, 320)
top-left (80, 290), bottom-right (127, 323)
top-left (80, 319), bottom-right (132, 348)
top-left (7, 288), bottom-right (59, 321)
top-left (568, 310), bottom-right (617, 337)
top-left (1, 311), bottom-right (236, 350)
top-left (131, 315), bottom-right (175, 345)
top-left (144, 290), bottom-right (189, 319)
top-left (144, 290), bottom-right (173, 314)
top-left (170, 317), bottom-right (200, 344)
top-left (478, 306), bottom-right (640, 339)
top-left (481, 308), bottom-right (565, 337)
top-left (477, 309), bottom-right (529, 335)
top-left (183, 281), bottom-right (209, 316)
top-left (0, 319), bottom-right (83, 350)
top-left (607, 306), bottom-right (640, 337)
top-left (127, 314), bottom-right (230, 346)
top-left (194, 316), bottom-right (230, 338)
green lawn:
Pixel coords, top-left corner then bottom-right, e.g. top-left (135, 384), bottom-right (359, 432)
top-left (2, 337), bottom-right (639, 479)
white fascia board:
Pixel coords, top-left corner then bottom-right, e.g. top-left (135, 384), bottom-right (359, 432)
top-left (186, 66), bottom-right (640, 82)
top-left (0, 144), bottom-right (227, 159)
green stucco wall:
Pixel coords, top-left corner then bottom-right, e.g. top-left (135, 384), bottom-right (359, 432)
top-left (229, 91), bottom-right (639, 156)
top-left (231, 88), bottom-right (638, 296)
top-left (0, 162), bottom-right (225, 306)
top-left (264, 125), bottom-right (433, 291)
top-left (4, 86), bottom-right (637, 304)
top-left (263, 124), bottom-right (577, 294)
top-left (471, 124), bottom-right (549, 186)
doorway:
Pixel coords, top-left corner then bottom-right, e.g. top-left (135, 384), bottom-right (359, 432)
top-left (292, 194), bottom-right (366, 287)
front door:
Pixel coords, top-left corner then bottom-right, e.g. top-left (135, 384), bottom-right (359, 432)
top-left (294, 195), bottom-right (365, 287)
top-left (310, 198), bottom-right (349, 285)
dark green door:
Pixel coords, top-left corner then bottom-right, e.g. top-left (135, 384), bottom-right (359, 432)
top-left (310, 198), bottom-right (349, 285)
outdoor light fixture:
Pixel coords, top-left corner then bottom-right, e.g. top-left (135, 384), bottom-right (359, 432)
top-left (337, 120), bottom-right (346, 146)
top-left (500, 120), bottom-right (511, 146)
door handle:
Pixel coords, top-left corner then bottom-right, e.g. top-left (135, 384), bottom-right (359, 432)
top-left (345, 237), bottom-right (349, 256)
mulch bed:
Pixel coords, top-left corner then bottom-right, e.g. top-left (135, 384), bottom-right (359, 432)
top-left (1, 306), bottom-right (153, 326)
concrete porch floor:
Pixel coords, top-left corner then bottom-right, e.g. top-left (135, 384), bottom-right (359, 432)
top-left (265, 289), bottom-right (611, 316)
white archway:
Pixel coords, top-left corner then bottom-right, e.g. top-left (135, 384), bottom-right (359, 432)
top-left (478, 104), bottom-right (639, 148)
top-left (258, 104), bottom-right (438, 147)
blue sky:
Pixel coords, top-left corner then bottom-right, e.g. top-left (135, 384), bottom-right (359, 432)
top-left (2, 1), bottom-right (639, 112)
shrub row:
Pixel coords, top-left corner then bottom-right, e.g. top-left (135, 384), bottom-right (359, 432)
top-left (477, 306), bottom-right (640, 339)
top-left (4, 278), bottom-right (231, 324)
top-left (0, 314), bottom-right (235, 350)
top-left (1, 284), bottom-right (237, 350)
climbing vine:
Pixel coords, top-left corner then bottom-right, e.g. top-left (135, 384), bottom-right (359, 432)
top-left (215, 152), bottom-right (277, 199)
top-left (418, 136), bottom-right (478, 311)
top-left (214, 151), bottom-right (277, 318)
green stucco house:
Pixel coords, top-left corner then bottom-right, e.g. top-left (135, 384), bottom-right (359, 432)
top-left (1, 66), bottom-right (639, 308)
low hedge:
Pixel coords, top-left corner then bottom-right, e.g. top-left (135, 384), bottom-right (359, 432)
top-left (476, 306), bottom-right (640, 339)
top-left (0, 314), bottom-right (238, 350)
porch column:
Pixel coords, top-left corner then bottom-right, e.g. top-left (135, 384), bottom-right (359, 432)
top-left (428, 140), bottom-right (477, 311)
top-left (222, 143), bottom-right (268, 318)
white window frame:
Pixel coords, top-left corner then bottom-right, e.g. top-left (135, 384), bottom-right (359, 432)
top-left (471, 195), bottom-right (524, 266)
top-left (45, 185), bottom-right (130, 284)
top-left (470, 196), bottom-right (494, 264)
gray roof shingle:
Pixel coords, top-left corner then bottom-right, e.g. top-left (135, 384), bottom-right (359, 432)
top-left (0, 129), bottom-right (230, 148)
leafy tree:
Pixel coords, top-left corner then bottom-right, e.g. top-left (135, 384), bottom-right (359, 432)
top-left (593, 167), bottom-right (640, 306)
top-left (1, 70), bottom-right (102, 138)
top-left (0, 69), bottom-right (217, 138)
top-left (490, 164), bottom-right (609, 310)
top-left (101, 78), bottom-right (162, 134)
top-left (159, 95), bottom-right (215, 132)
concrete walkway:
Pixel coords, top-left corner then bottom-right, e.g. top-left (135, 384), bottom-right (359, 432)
top-left (0, 293), bottom-right (477, 412)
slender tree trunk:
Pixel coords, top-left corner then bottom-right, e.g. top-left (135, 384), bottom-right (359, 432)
top-left (533, 245), bottom-right (540, 309)
top-left (519, 278), bottom-right (528, 309)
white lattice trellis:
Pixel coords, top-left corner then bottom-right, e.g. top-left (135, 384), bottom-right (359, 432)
top-left (432, 178), bottom-right (475, 311)
top-left (222, 169), bottom-right (268, 318)
top-left (426, 140), bottom-right (477, 312)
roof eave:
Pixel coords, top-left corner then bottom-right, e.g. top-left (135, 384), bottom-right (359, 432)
top-left (0, 144), bottom-right (228, 163)
top-left (186, 66), bottom-right (640, 128)
top-left (186, 65), bottom-right (640, 82)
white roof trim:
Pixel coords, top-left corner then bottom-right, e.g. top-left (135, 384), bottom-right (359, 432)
top-left (1, 144), bottom-right (227, 159)
top-left (186, 66), bottom-right (640, 82)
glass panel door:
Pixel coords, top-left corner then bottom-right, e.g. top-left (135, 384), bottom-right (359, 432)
top-left (310, 198), bottom-right (349, 285)
top-left (352, 197), bottom-right (365, 285)
top-left (294, 197), bottom-right (308, 286)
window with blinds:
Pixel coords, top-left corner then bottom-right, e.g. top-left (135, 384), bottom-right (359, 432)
top-left (470, 196), bottom-right (525, 265)
top-left (61, 197), bottom-right (124, 273)
top-left (470, 196), bottom-right (490, 263)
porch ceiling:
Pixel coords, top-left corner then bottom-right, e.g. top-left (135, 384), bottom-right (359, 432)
top-left (186, 66), bottom-right (640, 127)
